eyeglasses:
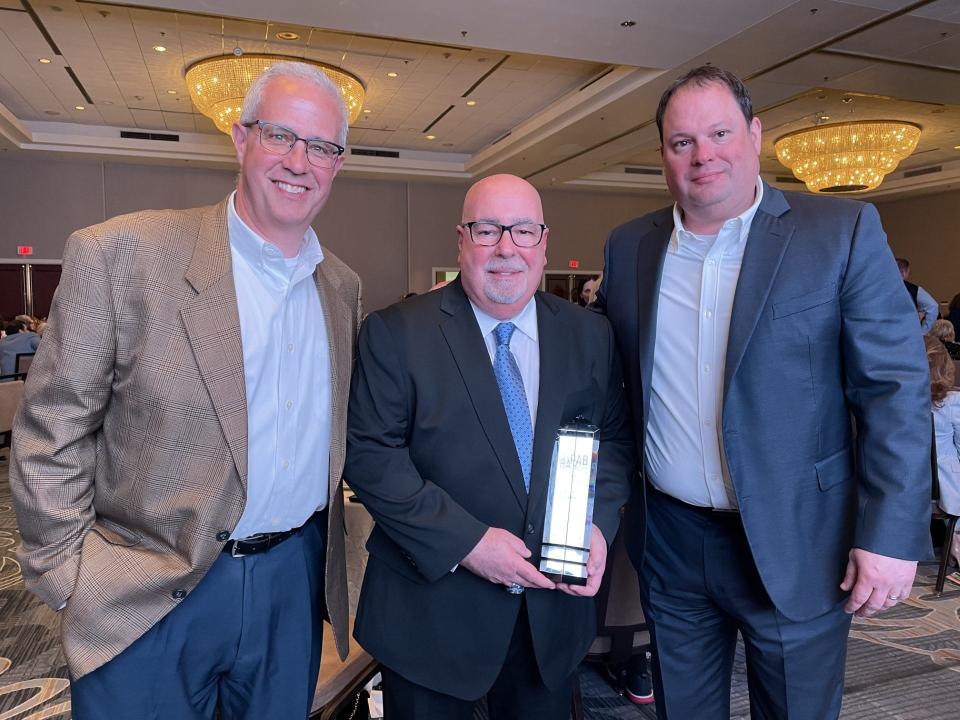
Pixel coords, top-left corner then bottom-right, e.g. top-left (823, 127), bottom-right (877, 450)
top-left (242, 120), bottom-right (344, 168)
top-left (462, 221), bottom-right (547, 248)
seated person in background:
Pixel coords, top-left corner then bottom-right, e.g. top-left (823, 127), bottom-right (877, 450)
top-left (931, 318), bottom-right (960, 361)
top-left (948, 293), bottom-right (960, 340)
top-left (897, 258), bottom-right (938, 333)
top-left (925, 336), bottom-right (960, 570)
top-left (0, 319), bottom-right (39, 378)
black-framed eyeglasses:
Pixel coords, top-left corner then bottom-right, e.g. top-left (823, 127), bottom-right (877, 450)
top-left (462, 221), bottom-right (547, 248)
top-left (242, 120), bottom-right (344, 168)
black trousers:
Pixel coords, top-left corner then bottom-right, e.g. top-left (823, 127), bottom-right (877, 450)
top-left (382, 603), bottom-right (574, 720)
top-left (640, 486), bottom-right (851, 720)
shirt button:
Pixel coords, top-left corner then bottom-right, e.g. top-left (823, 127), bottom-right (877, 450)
top-left (287, 343), bottom-right (294, 352)
top-left (282, 459), bottom-right (290, 469)
top-left (286, 400), bottom-right (293, 410)
top-left (527, 523), bottom-right (536, 535)
top-left (705, 310), bottom-right (713, 318)
top-left (215, 531), bottom-right (229, 542)
top-left (703, 365), bottom-right (710, 373)
top-left (172, 589), bottom-right (187, 600)
top-left (704, 420), bottom-right (712, 427)
top-left (707, 259), bottom-right (716, 266)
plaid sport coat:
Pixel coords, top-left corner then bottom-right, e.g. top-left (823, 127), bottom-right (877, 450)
top-left (10, 198), bottom-right (360, 679)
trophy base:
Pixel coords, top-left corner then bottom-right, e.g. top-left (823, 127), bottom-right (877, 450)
top-left (543, 571), bottom-right (587, 586)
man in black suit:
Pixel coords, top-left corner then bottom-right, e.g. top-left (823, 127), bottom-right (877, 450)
top-left (595, 66), bottom-right (930, 719)
top-left (346, 173), bottom-right (633, 719)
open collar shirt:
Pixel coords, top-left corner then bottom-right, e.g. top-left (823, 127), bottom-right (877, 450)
top-left (645, 178), bottom-right (763, 510)
top-left (227, 191), bottom-right (331, 539)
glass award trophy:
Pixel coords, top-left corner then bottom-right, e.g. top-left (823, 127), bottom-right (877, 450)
top-left (539, 421), bottom-right (599, 585)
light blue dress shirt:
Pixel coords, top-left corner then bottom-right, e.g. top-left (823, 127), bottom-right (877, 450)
top-left (645, 178), bottom-right (763, 510)
top-left (227, 192), bottom-right (331, 539)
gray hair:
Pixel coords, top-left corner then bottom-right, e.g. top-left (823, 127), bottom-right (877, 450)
top-left (240, 61), bottom-right (348, 147)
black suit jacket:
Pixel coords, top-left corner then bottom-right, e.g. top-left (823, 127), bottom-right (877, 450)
top-left (596, 183), bottom-right (932, 622)
top-left (345, 278), bottom-right (633, 699)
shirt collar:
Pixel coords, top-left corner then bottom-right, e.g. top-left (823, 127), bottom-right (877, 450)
top-left (227, 191), bottom-right (324, 281)
top-left (469, 293), bottom-right (539, 344)
top-left (671, 176), bottom-right (764, 251)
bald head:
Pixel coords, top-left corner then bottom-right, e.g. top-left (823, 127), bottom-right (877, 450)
top-left (462, 174), bottom-right (544, 224)
top-left (457, 174), bottom-right (548, 320)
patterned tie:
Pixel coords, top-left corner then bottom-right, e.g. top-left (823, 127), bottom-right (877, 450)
top-left (493, 322), bottom-right (533, 492)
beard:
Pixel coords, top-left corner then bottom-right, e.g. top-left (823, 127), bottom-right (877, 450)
top-left (482, 257), bottom-right (530, 305)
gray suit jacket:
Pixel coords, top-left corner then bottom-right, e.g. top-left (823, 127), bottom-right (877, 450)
top-left (11, 199), bottom-right (360, 678)
top-left (596, 182), bottom-right (932, 621)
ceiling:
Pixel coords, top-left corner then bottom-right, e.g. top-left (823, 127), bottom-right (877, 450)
top-left (0, 0), bottom-right (958, 199)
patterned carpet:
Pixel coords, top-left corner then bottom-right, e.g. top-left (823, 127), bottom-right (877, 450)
top-left (1, 450), bottom-right (958, 719)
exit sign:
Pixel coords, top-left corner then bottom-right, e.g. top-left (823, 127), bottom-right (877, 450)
top-left (17, 246), bottom-right (33, 256)
top-left (568, 260), bottom-right (580, 269)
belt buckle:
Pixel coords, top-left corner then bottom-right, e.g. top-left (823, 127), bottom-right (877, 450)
top-left (230, 542), bottom-right (247, 558)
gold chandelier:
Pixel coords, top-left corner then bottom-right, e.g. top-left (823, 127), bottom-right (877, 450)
top-left (185, 54), bottom-right (365, 135)
top-left (774, 120), bottom-right (921, 193)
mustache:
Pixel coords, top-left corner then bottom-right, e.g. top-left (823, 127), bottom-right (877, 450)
top-left (484, 258), bottom-right (528, 273)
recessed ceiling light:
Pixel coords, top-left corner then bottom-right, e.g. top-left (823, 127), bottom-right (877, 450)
top-left (166, 90), bottom-right (177, 95)
top-left (38, 57), bottom-right (52, 64)
top-left (955, 145), bottom-right (960, 150)
top-left (363, 109), bottom-right (371, 113)
top-left (425, 134), bottom-right (436, 140)
top-left (75, 105), bottom-right (85, 110)
top-left (153, 45), bottom-right (167, 53)
top-left (44, 110), bottom-right (60, 116)
top-left (387, 71), bottom-right (398, 78)
top-left (275, 31), bottom-right (299, 40)
top-left (620, 20), bottom-right (636, 28)
top-left (465, 100), bottom-right (477, 107)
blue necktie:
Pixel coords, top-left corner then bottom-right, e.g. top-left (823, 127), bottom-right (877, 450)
top-left (493, 322), bottom-right (533, 492)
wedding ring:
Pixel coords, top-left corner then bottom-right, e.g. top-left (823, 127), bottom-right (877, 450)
top-left (887, 594), bottom-right (900, 601)
top-left (506, 583), bottom-right (524, 594)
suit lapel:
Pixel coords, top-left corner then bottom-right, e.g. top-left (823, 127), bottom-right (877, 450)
top-left (314, 258), bottom-right (353, 496)
top-left (636, 212), bottom-right (673, 423)
top-left (526, 295), bottom-right (568, 518)
top-left (439, 280), bottom-right (528, 512)
top-left (723, 185), bottom-right (794, 396)
top-left (181, 200), bottom-right (249, 487)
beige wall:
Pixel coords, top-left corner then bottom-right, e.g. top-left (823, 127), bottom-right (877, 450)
top-left (875, 188), bottom-right (960, 305)
top-left (0, 155), bottom-right (665, 311)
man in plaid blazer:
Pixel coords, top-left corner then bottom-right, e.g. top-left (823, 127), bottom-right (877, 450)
top-left (10, 62), bottom-right (360, 719)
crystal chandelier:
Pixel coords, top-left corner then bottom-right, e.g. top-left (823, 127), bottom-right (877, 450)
top-left (185, 54), bottom-right (365, 135)
top-left (774, 120), bottom-right (921, 193)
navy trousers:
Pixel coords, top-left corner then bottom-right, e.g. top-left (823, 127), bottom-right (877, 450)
top-left (640, 487), bottom-right (851, 720)
top-left (71, 512), bottom-right (327, 720)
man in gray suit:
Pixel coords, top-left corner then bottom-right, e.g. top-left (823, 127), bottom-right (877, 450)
top-left (595, 66), bottom-right (931, 719)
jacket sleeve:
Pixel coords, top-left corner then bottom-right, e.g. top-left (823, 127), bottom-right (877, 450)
top-left (841, 204), bottom-right (932, 560)
top-left (345, 311), bottom-right (487, 582)
top-left (590, 319), bottom-right (636, 545)
top-left (10, 229), bottom-right (117, 609)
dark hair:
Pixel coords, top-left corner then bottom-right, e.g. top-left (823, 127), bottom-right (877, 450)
top-left (895, 257), bottom-right (910, 273)
top-left (655, 65), bottom-right (753, 143)
top-left (948, 293), bottom-right (960, 313)
top-left (925, 335), bottom-right (954, 406)
top-left (4, 320), bottom-right (26, 335)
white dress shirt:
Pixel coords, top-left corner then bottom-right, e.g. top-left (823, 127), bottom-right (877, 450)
top-left (470, 296), bottom-right (540, 428)
top-left (227, 192), bottom-right (332, 539)
top-left (645, 178), bottom-right (763, 509)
